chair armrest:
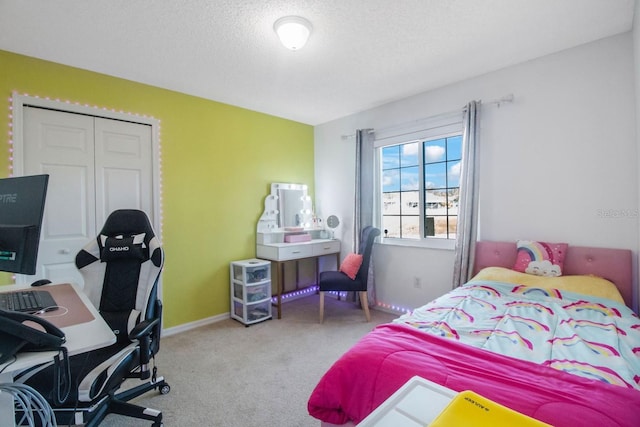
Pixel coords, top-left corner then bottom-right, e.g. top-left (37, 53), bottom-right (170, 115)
top-left (128, 317), bottom-right (160, 341)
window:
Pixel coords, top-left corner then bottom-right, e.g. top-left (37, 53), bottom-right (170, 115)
top-left (381, 134), bottom-right (462, 241)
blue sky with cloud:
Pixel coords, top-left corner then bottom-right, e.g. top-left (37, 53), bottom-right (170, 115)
top-left (382, 136), bottom-right (462, 192)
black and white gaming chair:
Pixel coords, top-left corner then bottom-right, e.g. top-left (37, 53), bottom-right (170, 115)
top-left (16, 209), bottom-right (170, 426)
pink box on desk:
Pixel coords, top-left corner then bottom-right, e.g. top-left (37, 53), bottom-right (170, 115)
top-left (285, 233), bottom-right (311, 243)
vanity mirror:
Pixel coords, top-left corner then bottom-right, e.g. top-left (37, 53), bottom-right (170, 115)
top-left (256, 182), bottom-right (341, 319)
top-left (257, 183), bottom-right (314, 232)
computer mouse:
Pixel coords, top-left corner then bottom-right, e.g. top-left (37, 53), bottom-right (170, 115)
top-left (31, 279), bottom-right (52, 287)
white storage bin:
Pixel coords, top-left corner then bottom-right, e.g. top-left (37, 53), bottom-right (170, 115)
top-left (230, 259), bottom-right (272, 326)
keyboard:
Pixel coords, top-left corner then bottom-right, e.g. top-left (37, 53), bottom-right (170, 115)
top-left (0, 290), bottom-right (56, 313)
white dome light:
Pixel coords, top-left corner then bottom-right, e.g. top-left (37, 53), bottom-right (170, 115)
top-left (274, 16), bottom-right (312, 51)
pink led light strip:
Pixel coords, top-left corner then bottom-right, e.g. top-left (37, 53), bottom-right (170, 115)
top-left (7, 92), bottom-right (164, 236)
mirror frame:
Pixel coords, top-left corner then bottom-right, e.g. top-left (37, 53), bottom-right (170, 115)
top-left (257, 183), bottom-right (313, 232)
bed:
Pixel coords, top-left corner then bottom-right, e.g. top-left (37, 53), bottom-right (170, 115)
top-left (308, 241), bottom-right (640, 427)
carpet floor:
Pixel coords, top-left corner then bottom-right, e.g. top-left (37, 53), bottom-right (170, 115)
top-left (98, 294), bottom-right (396, 426)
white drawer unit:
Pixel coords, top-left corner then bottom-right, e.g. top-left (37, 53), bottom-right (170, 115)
top-left (256, 242), bottom-right (314, 261)
top-left (256, 237), bottom-right (340, 319)
top-left (230, 259), bottom-right (272, 326)
top-left (256, 238), bottom-right (340, 262)
top-left (312, 239), bottom-right (341, 256)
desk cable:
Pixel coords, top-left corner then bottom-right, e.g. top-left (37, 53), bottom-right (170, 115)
top-left (52, 347), bottom-right (71, 406)
top-left (0, 382), bottom-right (57, 426)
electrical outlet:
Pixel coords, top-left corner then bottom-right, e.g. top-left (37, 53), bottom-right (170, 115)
top-left (413, 277), bottom-right (421, 289)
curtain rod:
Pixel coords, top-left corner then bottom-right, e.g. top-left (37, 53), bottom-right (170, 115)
top-left (340, 93), bottom-right (514, 140)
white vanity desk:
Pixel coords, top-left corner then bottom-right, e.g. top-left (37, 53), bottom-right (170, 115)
top-left (256, 183), bottom-right (340, 319)
top-left (257, 236), bottom-right (340, 262)
top-left (257, 233), bottom-right (340, 319)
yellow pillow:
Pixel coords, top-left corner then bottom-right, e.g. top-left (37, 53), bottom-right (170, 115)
top-left (471, 267), bottom-right (625, 305)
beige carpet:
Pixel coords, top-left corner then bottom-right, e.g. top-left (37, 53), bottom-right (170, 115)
top-left (100, 294), bottom-right (396, 426)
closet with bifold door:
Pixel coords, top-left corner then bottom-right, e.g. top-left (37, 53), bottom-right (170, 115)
top-left (12, 97), bottom-right (160, 286)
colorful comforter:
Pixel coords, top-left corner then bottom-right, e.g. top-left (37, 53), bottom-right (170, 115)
top-left (308, 281), bottom-right (640, 426)
top-left (394, 280), bottom-right (640, 390)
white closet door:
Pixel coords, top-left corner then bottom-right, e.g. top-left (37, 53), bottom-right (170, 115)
top-left (20, 107), bottom-right (154, 285)
top-left (23, 107), bottom-right (96, 285)
top-left (94, 118), bottom-right (153, 227)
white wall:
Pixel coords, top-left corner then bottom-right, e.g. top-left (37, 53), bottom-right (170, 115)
top-left (315, 32), bottom-right (638, 312)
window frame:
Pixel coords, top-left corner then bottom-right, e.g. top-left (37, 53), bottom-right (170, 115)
top-left (374, 113), bottom-right (463, 250)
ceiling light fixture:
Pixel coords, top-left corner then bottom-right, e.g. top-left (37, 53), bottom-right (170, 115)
top-left (274, 16), bottom-right (312, 51)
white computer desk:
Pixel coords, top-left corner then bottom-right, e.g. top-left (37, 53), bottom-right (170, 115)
top-left (0, 282), bottom-right (116, 426)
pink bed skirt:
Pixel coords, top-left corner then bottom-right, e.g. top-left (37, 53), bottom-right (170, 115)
top-left (308, 324), bottom-right (640, 426)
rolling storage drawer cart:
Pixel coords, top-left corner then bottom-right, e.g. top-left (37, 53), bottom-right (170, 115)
top-left (230, 258), bottom-right (272, 326)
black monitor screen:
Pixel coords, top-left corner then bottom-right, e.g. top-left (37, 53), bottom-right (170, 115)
top-left (0, 174), bottom-right (49, 275)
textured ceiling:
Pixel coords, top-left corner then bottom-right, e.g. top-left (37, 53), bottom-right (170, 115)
top-left (0, 0), bottom-right (635, 125)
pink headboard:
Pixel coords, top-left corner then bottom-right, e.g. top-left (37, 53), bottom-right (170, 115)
top-left (473, 241), bottom-right (633, 308)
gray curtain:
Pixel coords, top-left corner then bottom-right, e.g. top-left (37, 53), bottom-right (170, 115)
top-left (354, 129), bottom-right (376, 305)
top-left (452, 101), bottom-right (481, 288)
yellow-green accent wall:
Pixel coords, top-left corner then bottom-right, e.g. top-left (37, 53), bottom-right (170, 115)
top-left (0, 50), bottom-right (314, 328)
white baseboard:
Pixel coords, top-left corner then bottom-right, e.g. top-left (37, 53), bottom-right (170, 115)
top-left (162, 312), bottom-right (229, 337)
top-left (160, 298), bottom-right (395, 338)
top-left (373, 305), bottom-right (405, 316)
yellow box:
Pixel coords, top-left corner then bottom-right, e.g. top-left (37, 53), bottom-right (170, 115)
top-left (429, 390), bottom-right (552, 427)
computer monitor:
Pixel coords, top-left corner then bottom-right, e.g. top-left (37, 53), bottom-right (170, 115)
top-left (0, 174), bottom-right (49, 275)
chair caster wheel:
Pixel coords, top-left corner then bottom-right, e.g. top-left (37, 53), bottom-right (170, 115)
top-left (159, 383), bottom-right (171, 395)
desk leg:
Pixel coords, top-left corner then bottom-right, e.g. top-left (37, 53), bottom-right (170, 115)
top-left (335, 252), bottom-right (341, 300)
top-left (277, 262), bottom-right (284, 319)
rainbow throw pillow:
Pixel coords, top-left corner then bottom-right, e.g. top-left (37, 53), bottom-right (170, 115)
top-left (512, 240), bottom-right (568, 277)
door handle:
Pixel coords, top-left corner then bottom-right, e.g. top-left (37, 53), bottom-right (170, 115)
top-left (59, 248), bottom-right (71, 254)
